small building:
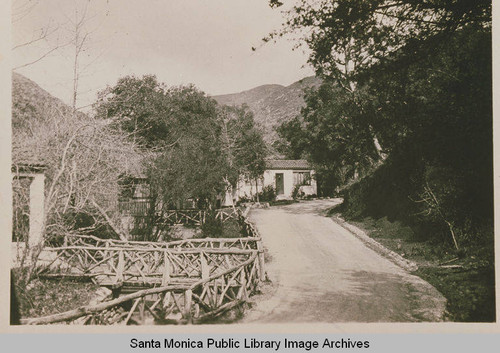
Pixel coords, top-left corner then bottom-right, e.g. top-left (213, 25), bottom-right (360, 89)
top-left (263, 159), bottom-right (317, 199)
top-left (225, 159), bottom-right (317, 205)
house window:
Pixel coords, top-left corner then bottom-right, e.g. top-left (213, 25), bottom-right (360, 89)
top-left (133, 183), bottom-right (150, 199)
top-left (293, 172), bottom-right (311, 186)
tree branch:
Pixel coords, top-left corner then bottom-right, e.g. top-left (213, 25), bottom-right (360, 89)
top-left (90, 198), bottom-right (128, 241)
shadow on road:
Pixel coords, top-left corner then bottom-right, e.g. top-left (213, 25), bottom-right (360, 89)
top-left (272, 199), bottom-right (342, 216)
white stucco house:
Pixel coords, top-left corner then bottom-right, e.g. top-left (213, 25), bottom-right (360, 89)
top-left (224, 159), bottom-right (317, 205)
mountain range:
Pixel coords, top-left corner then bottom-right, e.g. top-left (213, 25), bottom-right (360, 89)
top-left (213, 76), bottom-right (321, 144)
top-left (12, 72), bottom-right (322, 151)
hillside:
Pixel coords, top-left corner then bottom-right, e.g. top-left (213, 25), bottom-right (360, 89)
top-left (12, 73), bottom-right (92, 166)
top-left (12, 72), bottom-right (73, 131)
top-left (12, 73), bottom-right (69, 165)
top-left (213, 76), bottom-right (321, 145)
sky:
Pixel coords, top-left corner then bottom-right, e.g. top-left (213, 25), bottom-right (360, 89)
top-left (12, 0), bottom-right (314, 110)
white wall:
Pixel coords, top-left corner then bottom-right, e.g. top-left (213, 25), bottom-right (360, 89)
top-left (222, 169), bottom-right (317, 205)
top-left (11, 171), bottom-right (46, 268)
top-left (263, 169), bottom-right (291, 199)
top-left (29, 173), bottom-right (45, 248)
top-left (223, 177), bottom-right (263, 206)
top-left (263, 169), bottom-right (317, 199)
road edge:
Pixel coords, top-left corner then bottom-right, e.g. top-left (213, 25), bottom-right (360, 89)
top-left (331, 214), bottom-right (449, 321)
top-left (330, 214), bottom-right (419, 272)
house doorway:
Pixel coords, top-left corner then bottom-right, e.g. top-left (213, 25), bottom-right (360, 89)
top-left (275, 173), bottom-right (284, 195)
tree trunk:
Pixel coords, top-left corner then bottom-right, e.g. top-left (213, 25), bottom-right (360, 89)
top-left (255, 178), bottom-right (260, 203)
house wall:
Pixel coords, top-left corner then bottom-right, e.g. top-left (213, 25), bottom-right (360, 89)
top-left (11, 172), bottom-right (45, 248)
top-left (263, 169), bottom-right (317, 199)
top-left (223, 177), bottom-right (263, 206)
top-left (263, 169), bottom-right (292, 199)
top-left (223, 169), bottom-right (317, 205)
top-left (29, 173), bottom-right (45, 248)
top-left (11, 170), bottom-right (46, 268)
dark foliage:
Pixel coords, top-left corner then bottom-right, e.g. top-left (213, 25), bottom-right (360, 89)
top-left (200, 212), bottom-right (223, 238)
top-left (273, 0), bottom-right (492, 250)
top-left (95, 76), bottom-right (267, 241)
top-left (336, 28), bottom-right (493, 249)
top-left (258, 185), bottom-right (277, 202)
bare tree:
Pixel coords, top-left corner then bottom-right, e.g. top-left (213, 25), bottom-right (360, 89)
top-left (13, 104), bottom-right (142, 283)
top-left (412, 180), bottom-right (460, 252)
top-left (64, 0), bottom-right (96, 112)
top-left (13, 0), bottom-right (106, 111)
top-left (12, 0), bottom-right (68, 70)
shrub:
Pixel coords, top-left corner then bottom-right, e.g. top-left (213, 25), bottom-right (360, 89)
top-left (291, 184), bottom-right (305, 200)
top-left (258, 185), bottom-right (276, 202)
top-left (236, 194), bottom-right (251, 205)
top-left (200, 211), bottom-right (223, 238)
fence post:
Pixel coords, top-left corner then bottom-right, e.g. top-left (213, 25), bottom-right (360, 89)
top-left (257, 241), bottom-right (265, 281)
top-left (184, 289), bottom-right (193, 323)
top-left (200, 252), bottom-right (209, 280)
top-left (237, 268), bottom-right (247, 300)
top-left (162, 251), bottom-right (171, 286)
top-left (116, 250), bottom-right (124, 285)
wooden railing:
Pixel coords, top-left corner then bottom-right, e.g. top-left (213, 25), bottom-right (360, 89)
top-left (161, 209), bottom-right (206, 226)
top-left (215, 208), bottom-right (240, 222)
top-left (62, 234), bottom-right (260, 250)
top-left (162, 208), bottom-right (241, 226)
top-left (120, 207), bottom-right (241, 225)
top-left (40, 246), bottom-right (258, 287)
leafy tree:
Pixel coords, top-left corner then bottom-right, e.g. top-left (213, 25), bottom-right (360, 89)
top-left (96, 75), bottom-right (267, 216)
top-left (219, 105), bottom-right (267, 203)
top-left (94, 75), bottom-right (170, 148)
top-left (267, 0), bottom-right (490, 83)
top-left (268, 0), bottom-right (491, 163)
top-left (97, 77), bottom-right (228, 208)
top-left (277, 82), bottom-right (380, 191)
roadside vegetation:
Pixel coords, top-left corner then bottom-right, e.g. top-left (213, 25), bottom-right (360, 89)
top-left (333, 214), bottom-right (495, 322)
top-left (14, 272), bottom-right (99, 319)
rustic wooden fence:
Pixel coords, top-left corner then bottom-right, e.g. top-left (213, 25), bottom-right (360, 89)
top-left (40, 246), bottom-right (259, 287)
top-left (24, 207), bottom-right (265, 325)
top-left (120, 207), bottom-right (241, 226)
top-left (119, 202), bottom-right (240, 218)
top-left (62, 234), bottom-right (260, 250)
top-left (162, 208), bottom-right (241, 226)
top-left (22, 253), bottom-right (259, 325)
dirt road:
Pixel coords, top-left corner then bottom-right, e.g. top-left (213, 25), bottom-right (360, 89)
top-left (243, 199), bottom-right (446, 323)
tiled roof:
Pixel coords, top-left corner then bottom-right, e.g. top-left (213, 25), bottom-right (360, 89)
top-left (265, 159), bottom-right (312, 170)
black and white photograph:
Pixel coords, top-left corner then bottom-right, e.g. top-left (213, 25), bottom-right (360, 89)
top-left (5, 0), bottom-right (495, 328)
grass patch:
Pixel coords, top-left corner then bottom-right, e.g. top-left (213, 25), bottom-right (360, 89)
top-left (14, 275), bottom-right (99, 319)
top-left (338, 215), bottom-right (495, 322)
top-left (416, 265), bottom-right (495, 322)
top-left (270, 200), bottom-right (296, 206)
top-left (222, 218), bottom-right (245, 238)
